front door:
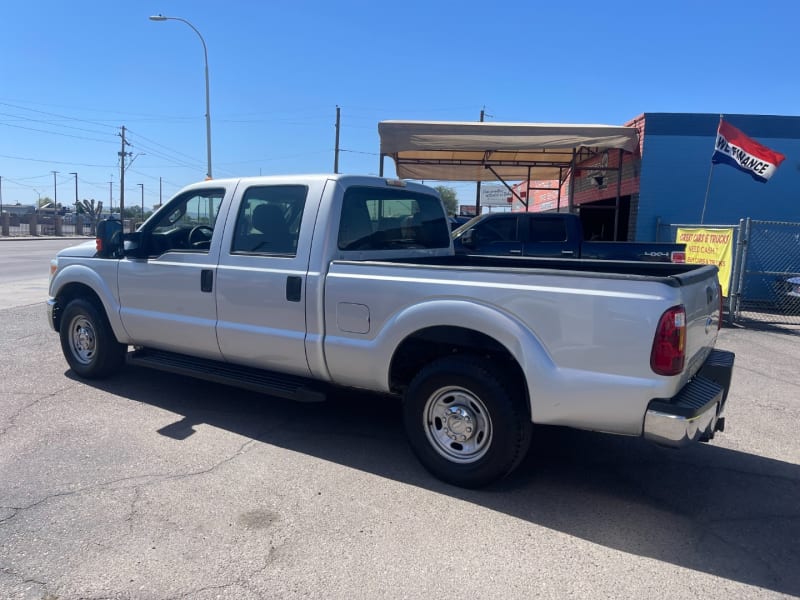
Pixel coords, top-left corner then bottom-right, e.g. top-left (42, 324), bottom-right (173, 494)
top-left (117, 187), bottom-right (229, 359)
top-left (467, 215), bottom-right (523, 255)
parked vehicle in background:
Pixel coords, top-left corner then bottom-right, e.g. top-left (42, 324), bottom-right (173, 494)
top-left (448, 215), bottom-right (472, 230)
top-left (48, 174), bottom-right (731, 488)
top-left (452, 212), bottom-right (686, 262)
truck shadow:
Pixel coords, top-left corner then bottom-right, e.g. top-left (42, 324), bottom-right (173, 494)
top-left (70, 367), bottom-right (800, 597)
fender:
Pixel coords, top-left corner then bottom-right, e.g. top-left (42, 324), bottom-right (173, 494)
top-left (50, 260), bottom-right (131, 343)
top-left (324, 298), bottom-right (556, 404)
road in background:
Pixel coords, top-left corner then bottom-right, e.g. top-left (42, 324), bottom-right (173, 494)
top-left (0, 238), bottom-right (90, 309)
top-left (0, 298), bottom-right (798, 599)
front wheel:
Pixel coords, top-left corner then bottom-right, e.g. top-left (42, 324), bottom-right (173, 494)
top-left (403, 356), bottom-right (532, 488)
top-left (59, 298), bottom-right (126, 379)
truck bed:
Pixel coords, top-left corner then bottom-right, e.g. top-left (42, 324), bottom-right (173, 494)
top-left (375, 254), bottom-right (716, 285)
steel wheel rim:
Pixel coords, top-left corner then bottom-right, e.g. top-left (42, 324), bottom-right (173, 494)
top-left (423, 385), bottom-right (493, 463)
top-left (68, 315), bottom-right (96, 365)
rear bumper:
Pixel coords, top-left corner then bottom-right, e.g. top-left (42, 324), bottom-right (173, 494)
top-left (643, 349), bottom-right (735, 448)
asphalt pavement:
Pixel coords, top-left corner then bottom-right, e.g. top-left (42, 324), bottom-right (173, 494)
top-left (0, 239), bottom-right (798, 599)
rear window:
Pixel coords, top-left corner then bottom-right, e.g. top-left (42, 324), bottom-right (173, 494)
top-left (337, 186), bottom-right (450, 250)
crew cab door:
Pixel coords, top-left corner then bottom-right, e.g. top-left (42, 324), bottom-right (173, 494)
top-left (521, 214), bottom-right (574, 258)
top-left (117, 186), bottom-right (230, 359)
top-left (215, 181), bottom-right (320, 377)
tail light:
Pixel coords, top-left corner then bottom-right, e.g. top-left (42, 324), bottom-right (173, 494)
top-left (651, 305), bottom-right (686, 376)
top-left (671, 250), bottom-right (686, 263)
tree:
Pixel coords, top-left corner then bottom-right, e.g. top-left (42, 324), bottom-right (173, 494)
top-left (434, 186), bottom-right (458, 216)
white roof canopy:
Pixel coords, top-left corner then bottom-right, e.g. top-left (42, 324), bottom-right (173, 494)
top-left (378, 120), bottom-right (639, 182)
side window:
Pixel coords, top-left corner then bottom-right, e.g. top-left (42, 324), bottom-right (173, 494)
top-left (529, 218), bottom-right (567, 243)
top-left (338, 186), bottom-right (449, 250)
top-left (474, 217), bottom-right (518, 244)
top-left (147, 189), bottom-right (224, 255)
top-left (231, 185), bottom-right (308, 256)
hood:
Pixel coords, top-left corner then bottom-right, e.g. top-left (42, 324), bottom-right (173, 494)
top-left (57, 240), bottom-right (98, 258)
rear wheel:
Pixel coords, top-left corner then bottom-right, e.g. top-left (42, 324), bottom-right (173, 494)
top-left (403, 356), bottom-right (531, 488)
top-left (59, 298), bottom-right (126, 379)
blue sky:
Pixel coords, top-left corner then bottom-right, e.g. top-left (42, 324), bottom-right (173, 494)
top-left (1, 0), bottom-right (798, 211)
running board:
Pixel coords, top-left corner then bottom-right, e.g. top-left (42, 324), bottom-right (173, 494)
top-left (127, 348), bottom-right (327, 403)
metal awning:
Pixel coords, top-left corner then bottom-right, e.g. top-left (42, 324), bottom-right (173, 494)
top-left (378, 120), bottom-right (639, 182)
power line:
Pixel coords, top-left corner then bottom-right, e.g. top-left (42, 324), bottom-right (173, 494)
top-left (0, 122), bottom-right (116, 144)
top-left (0, 152), bottom-right (115, 167)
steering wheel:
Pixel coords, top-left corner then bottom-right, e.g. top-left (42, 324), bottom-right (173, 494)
top-left (188, 225), bottom-right (213, 247)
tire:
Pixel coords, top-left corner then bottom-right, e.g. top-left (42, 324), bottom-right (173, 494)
top-left (403, 355), bottom-right (532, 488)
top-left (59, 298), bottom-right (126, 379)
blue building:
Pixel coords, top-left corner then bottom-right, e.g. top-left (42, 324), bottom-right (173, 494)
top-left (634, 113), bottom-right (800, 240)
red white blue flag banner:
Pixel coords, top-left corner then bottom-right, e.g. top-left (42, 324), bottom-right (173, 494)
top-left (711, 119), bottom-right (785, 183)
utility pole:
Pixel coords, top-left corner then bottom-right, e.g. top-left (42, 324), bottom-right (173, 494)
top-left (51, 171), bottom-right (59, 215)
top-left (475, 108), bottom-right (485, 216)
top-left (118, 126), bottom-right (132, 220)
top-left (334, 105), bottom-right (341, 174)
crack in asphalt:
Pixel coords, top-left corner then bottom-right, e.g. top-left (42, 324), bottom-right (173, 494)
top-left (0, 435), bottom-right (263, 527)
top-left (732, 363), bottom-right (800, 390)
top-left (0, 384), bottom-right (74, 438)
top-left (165, 548), bottom-right (275, 600)
top-left (603, 461), bottom-right (796, 588)
top-left (0, 564), bottom-right (49, 593)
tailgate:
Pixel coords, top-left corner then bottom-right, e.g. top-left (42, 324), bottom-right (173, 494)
top-left (680, 269), bottom-right (723, 377)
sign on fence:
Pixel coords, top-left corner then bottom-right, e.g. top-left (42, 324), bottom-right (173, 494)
top-left (676, 228), bottom-right (734, 296)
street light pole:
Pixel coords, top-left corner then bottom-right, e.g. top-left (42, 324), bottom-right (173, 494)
top-left (138, 183), bottom-right (144, 221)
top-left (69, 172), bottom-right (78, 209)
top-left (149, 14), bottom-right (213, 180)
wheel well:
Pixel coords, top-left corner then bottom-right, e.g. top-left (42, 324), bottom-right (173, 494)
top-left (53, 283), bottom-right (105, 332)
top-left (389, 326), bottom-right (528, 407)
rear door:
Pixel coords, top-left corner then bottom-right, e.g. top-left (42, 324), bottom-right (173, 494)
top-left (215, 180), bottom-right (323, 376)
top-left (522, 215), bottom-right (573, 258)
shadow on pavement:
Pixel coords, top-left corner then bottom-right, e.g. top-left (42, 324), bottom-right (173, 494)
top-left (70, 367), bottom-right (800, 596)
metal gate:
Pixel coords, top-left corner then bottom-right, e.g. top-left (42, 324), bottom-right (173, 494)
top-left (729, 218), bottom-right (800, 325)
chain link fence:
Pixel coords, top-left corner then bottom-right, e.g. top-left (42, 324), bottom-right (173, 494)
top-left (658, 218), bottom-right (800, 327)
top-left (730, 219), bottom-right (800, 326)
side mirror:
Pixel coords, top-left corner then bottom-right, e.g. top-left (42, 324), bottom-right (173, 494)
top-left (461, 229), bottom-right (476, 248)
top-left (123, 231), bottom-right (146, 258)
top-left (95, 219), bottom-right (123, 258)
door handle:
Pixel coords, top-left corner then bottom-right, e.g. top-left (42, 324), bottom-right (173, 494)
top-left (509, 249), bottom-right (522, 255)
top-left (200, 269), bottom-right (213, 293)
top-left (286, 276), bottom-right (302, 302)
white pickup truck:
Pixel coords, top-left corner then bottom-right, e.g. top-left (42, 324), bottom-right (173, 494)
top-left (48, 174), bottom-right (734, 487)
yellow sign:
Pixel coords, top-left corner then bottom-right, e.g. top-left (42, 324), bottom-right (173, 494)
top-left (676, 228), bottom-right (734, 296)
